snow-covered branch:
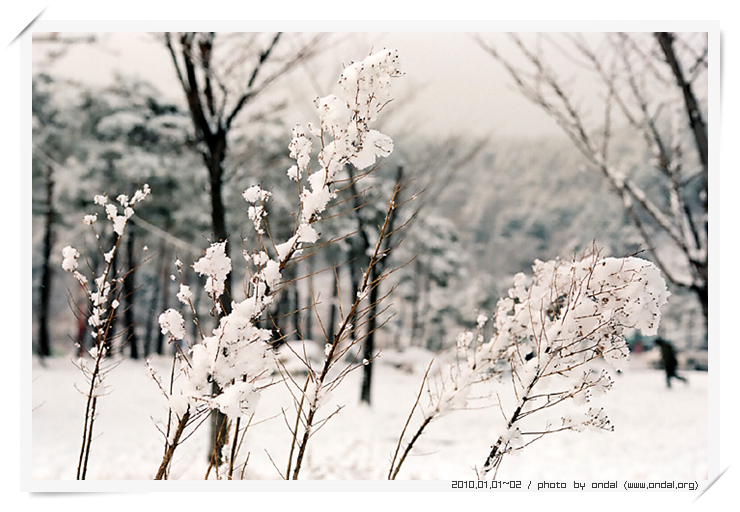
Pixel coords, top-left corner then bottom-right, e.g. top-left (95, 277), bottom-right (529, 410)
top-left (61, 184), bottom-right (151, 480)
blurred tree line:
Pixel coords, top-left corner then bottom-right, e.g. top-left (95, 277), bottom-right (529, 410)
top-left (31, 31), bottom-right (708, 373)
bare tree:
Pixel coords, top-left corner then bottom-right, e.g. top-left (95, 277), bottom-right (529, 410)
top-left (475, 32), bottom-right (709, 347)
top-left (164, 32), bottom-right (323, 278)
top-left (163, 31), bottom-right (324, 465)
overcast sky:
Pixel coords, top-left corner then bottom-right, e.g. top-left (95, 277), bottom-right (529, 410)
top-left (32, 31), bottom-right (611, 140)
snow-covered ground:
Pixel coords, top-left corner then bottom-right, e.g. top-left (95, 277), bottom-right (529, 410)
top-left (30, 349), bottom-right (707, 481)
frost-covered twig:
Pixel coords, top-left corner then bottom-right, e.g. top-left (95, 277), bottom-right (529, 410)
top-left (61, 184), bottom-right (151, 480)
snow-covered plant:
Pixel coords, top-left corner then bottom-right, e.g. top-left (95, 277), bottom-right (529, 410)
top-left (390, 248), bottom-right (668, 479)
top-left (153, 232), bottom-right (277, 479)
top-left (279, 49), bottom-right (404, 480)
top-left (152, 48), bottom-right (402, 480)
top-left (478, 250), bottom-right (668, 478)
top-left (60, 184), bottom-right (151, 480)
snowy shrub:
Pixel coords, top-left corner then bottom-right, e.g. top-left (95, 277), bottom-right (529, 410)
top-left (477, 251), bottom-right (668, 478)
top-left (60, 183), bottom-right (151, 480)
top-left (390, 249), bottom-right (668, 479)
top-left (153, 48), bottom-right (403, 480)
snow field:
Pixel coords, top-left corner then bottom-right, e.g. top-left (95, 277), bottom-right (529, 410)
top-left (31, 350), bottom-right (707, 481)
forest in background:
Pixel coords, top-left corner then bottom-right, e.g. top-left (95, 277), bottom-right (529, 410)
top-left (31, 32), bottom-right (708, 368)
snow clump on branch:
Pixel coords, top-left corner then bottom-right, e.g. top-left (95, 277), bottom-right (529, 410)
top-left (192, 241), bottom-right (232, 300)
top-left (296, 48), bottom-right (401, 225)
top-left (492, 254), bottom-right (669, 373)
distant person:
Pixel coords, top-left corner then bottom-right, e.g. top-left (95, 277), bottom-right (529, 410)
top-left (654, 338), bottom-right (688, 388)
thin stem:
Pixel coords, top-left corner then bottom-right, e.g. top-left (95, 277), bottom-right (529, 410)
top-left (290, 187), bottom-right (402, 480)
top-left (389, 360), bottom-right (434, 480)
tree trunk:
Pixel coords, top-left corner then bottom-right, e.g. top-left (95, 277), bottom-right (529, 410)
top-left (304, 257), bottom-right (314, 341)
top-left (206, 140), bottom-right (229, 248)
top-left (104, 231), bottom-right (119, 357)
top-left (360, 264), bottom-right (380, 404)
top-left (419, 273), bottom-right (431, 348)
top-left (655, 32), bottom-right (709, 173)
top-left (144, 240), bottom-right (165, 357)
top-left (656, 33), bottom-right (710, 345)
top-left (156, 243), bottom-right (171, 356)
top-left (190, 276), bottom-right (202, 341)
top-left (124, 227), bottom-right (139, 359)
top-left (691, 259), bottom-right (709, 350)
top-left (696, 284), bottom-right (708, 350)
top-left (409, 259), bottom-right (423, 345)
top-left (205, 136), bottom-right (231, 468)
top-left (167, 29), bottom-right (319, 472)
top-left (37, 163), bottom-right (54, 358)
top-left (328, 263), bottom-right (340, 343)
top-left (349, 258), bottom-right (362, 345)
top-left (291, 275), bottom-right (301, 338)
top-left (359, 166), bottom-right (403, 404)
